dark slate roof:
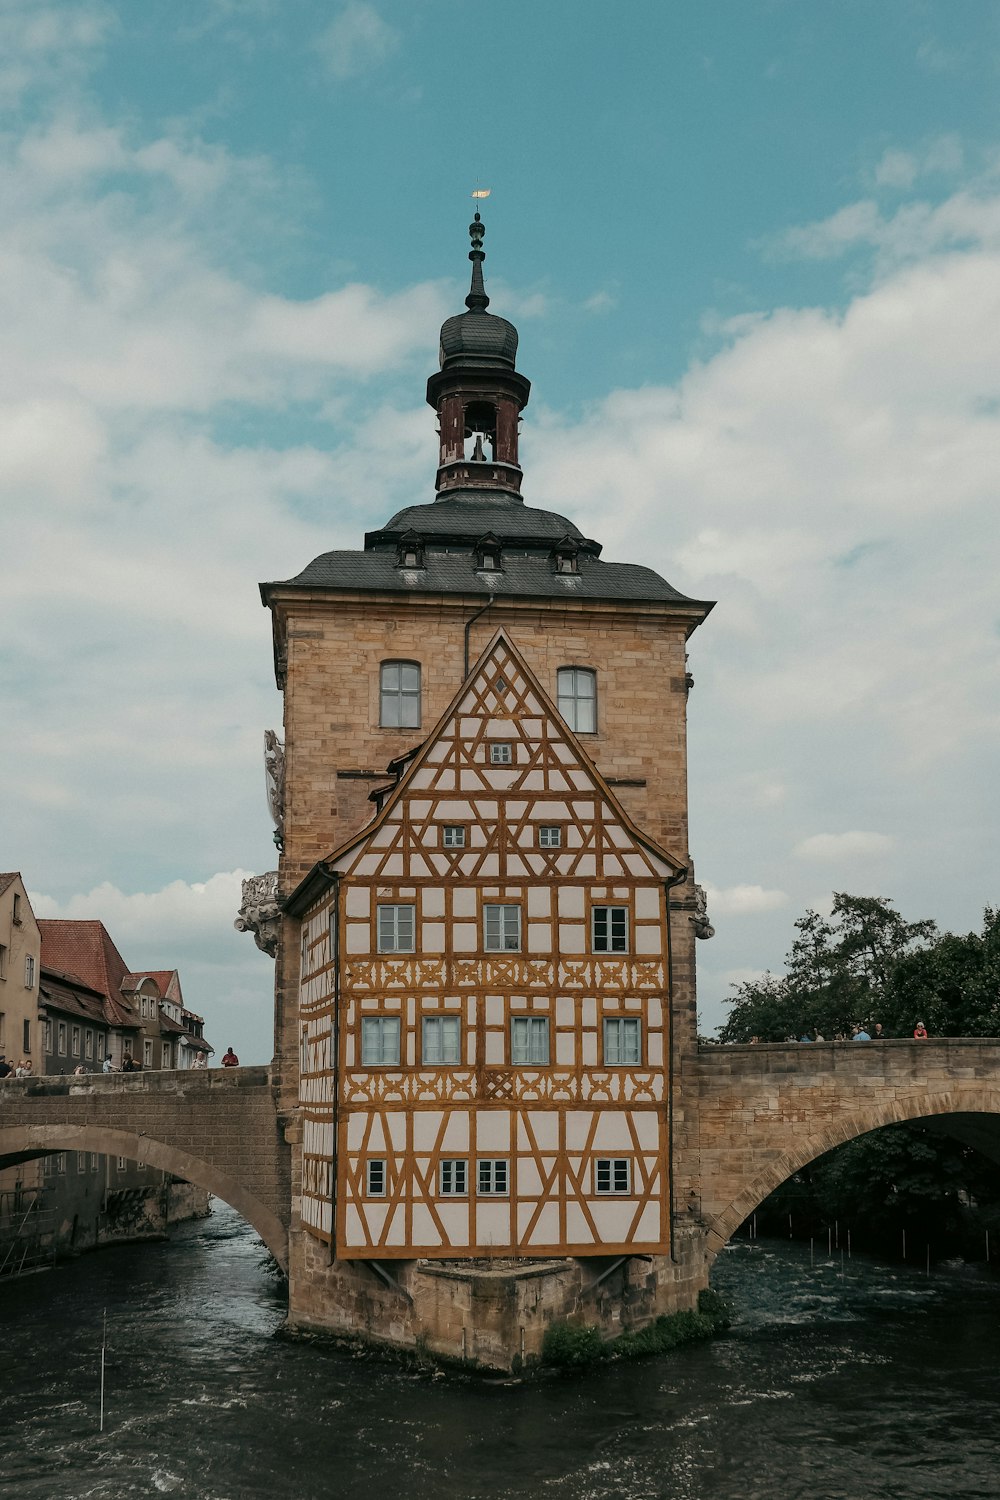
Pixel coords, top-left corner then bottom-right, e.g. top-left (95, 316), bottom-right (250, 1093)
top-left (373, 493), bottom-right (591, 547)
top-left (439, 308), bottom-right (518, 366)
top-left (268, 546), bottom-right (705, 607)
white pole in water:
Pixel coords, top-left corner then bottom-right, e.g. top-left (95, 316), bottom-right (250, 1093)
top-left (810, 1237), bottom-right (815, 1267)
top-left (902, 1229), bottom-right (906, 1261)
top-left (987, 1229), bottom-right (990, 1264)
top-left (99, 1308), bottom-right (106, 1433)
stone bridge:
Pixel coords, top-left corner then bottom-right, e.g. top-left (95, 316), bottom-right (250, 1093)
top-left (0, 1067), bottom-right (291, 1270)
top-left (682, 1038), bottom-right (1000, 1266)
top-left (4, 1042), bottom-right (1000, 1292)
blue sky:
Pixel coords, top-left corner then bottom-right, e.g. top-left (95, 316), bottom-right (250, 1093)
top-left (2, 0), bottom-right (999, 1060)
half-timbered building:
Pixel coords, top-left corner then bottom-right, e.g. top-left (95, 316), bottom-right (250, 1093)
top-left (261, 211), bottom-right (714, 1359)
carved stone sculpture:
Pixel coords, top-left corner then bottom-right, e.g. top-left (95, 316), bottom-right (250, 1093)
top-left (264, 731), bottom-right (285, 851)
top-left (234, 871), bottom-right (280, 958)
top-left (691, 883), bottom-right (715, 941)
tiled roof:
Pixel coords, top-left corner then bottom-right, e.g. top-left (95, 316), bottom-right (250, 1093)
top-left (134, 969), bottom-right (183, 1003)
top-left (0, 872), bottom-right (20, 897)
top-left (39, 969), bottom-right (108, 1027)
top-left (122, 972), bottom-right (161, 993)
top-left (38, 920), bottom-right (141, 1031)
top-left (267, 547), bottom-right (704, 608)
top-left (372, 494), bottom-right (591, 546)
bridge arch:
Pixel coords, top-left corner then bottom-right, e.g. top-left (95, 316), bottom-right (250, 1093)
top-left (0, 1125), bottom-right (288, 1272)
top-left (704, 1084), bottom-right (1000, 1264)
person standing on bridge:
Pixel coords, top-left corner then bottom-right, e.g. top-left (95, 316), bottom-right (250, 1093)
top-left (221, 1046), bottom-right (239, 1068)
top-left (913, 1020), bottom-right (929, 1039)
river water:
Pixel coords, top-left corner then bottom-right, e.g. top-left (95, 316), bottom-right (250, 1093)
top-left (3, 1205), bottom-right (1000, 1500)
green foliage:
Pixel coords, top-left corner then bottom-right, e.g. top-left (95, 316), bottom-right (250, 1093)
top-left (541, 1320), bottom-right (605, 1369)
top-left (754, 1123), bottom-right (1000, 1254)
top-left (542, 1295), bottom-right (730, 1371)
top-left (719, 893), bottom-right (1000, 1044)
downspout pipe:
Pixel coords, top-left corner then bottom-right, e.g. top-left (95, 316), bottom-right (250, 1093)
top-left (663, 867), bottom-right (689, 1265)
top-left (463, 594), bottom-right (496, 678)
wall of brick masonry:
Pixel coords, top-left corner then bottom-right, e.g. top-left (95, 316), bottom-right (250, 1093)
top-left (270, 589), bottom-right (708, 1103)
top-left (288, 1226), bottom-right (708, 1371)
top-left (684, 1038), bottom-right (1000, 1260)
top-left (0, 1068), bottom-right (291, 1268)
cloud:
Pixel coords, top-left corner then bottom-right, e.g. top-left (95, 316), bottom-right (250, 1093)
top-left (29, 872), bottom-right (251, 950)
top-left (702, 884), bottom-right (789, 915)
top-left (793, 833), bottom-right (895, 862)
top-left (318, 3), bottom-right (400, 81)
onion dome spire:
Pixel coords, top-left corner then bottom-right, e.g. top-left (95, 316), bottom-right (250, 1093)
top-left (466, 211), bottom-right (489, 312)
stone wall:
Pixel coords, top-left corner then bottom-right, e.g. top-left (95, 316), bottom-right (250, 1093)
top-left (0, 1068), bottom-right (290, 1267)
top-left (686, 1038), bottom-right (1000, 1259)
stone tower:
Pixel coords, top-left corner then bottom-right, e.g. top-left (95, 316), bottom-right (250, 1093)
top-left (258, 215), bottom-right (714, 1364)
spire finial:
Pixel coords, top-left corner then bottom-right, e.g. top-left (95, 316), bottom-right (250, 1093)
top-left (466, 208), bottom-right (489, 312)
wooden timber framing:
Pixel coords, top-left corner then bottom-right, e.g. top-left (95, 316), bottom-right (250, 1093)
top-left (290, 630), bottom-right (688, 1261)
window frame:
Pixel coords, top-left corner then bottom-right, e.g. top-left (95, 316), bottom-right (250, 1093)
top-left (24, 954), bottom-right (35, 989)
top-left (477, 1158), bottom-right (509, 1197)
top-left (510, 1015), bottom-right (550, 1065)
top-left (360, 1015), bottom-right (401, 1067)
top-left (421, 1015), bottom-right (462, 1066)
top-left (489, 741), bottom-right (513, 765)
top-left (143, 1040), bottom-right (153, 1067)
top-left (438, 1158), bottom-right (468, 1197)
top-left (365, 1158), bottom-right (387, 1197)
top-left (557, 666), bottom-right (597, 734)
top-left (538, 825), bottom-right (563, 848)
top-left (594, 1157), bottom-right (632, 1195)
top-left (592, 905), bottom-right (629, 953)
top-left (483, 904), bottom-right (521, 953)
top-left (379, 660), bottom-right (421, 729)
top-left (377, 903), bottom-right (416, 954)
top-left (603, 1016), bottom-right (642, 1066)
top-left (442, 824), bottom-right (467, 848)
top-left (57, 1022), bottom-right (67, 1056)
top-left (71, 1025), bottom-right (81, 1057)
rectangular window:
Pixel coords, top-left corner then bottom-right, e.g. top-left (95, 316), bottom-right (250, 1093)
top-left (511, 1015), bottom-right (550, 1065)
top-left (377, 904), bottom-right (415, 953)
top-left (442, 825), bottom-right (466, 848)
top-left (44, 1020), bottom-right (52, 1053)
top-left (439, 1159), bottom-right (468, 1196)
top-left (538, 825), bottom-right (562, 848)
top-left (56, 1153), bottom-right (67, 1175)
top-left (366, 1159), bottom-right (386, 1197)
top-left (0, 944), bottom-right (6, 978)
top-left (484, 904), bottom-right (521, 952)
top-left (422, 1015), bottom-right (461, 1065)
top-left (24, 954), bottom-right (35, 989)
top-left (380, 661), bottom-right (421, 729)
top-left (90, 1153), bottom-right (99, 1172)
top-left (557, 666), bottom-right (597, 734)
top-left (595, 1158), bottom-right (631, 1195)
top-left (96, 1033), bottom-right (105, 1060)
top-left (161, 1043), bottom-right (171, 1068)
top-left (143, 1040), bottom-right (153, 1067)
top-left (76, 1151), bottom-right (86, 1173)
top-left (489, 742), bottom-right (513, 765)
top-left (23, 1019), bottom-right (30, 1054)
top-left (118, 1157), bottom-right (126, 1171)
top-left (361, 1016), bottom-right (401, 1066)
top-left (12, 893), bottom-right (20, 924)
top-left (57, 1022), bottom-right (67, 1056)
top-left (477, 1159), bottom-right (509, 1196)
top-left (85, 1029), bottom-right (94, 1060)
top-left (71, 1025), bottom-right (80, 1056)
top-left (593, 906), bottom-right (629, 953)
top-left (604, 1017), bottom-right (642, 1066)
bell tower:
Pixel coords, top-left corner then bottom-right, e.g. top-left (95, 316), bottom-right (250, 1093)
top-left (427, 212), bottom-right (531, 498)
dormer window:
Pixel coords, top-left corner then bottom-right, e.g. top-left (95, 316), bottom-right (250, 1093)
top-left (552, 536), bottom-right (580, 575)
top-left (395, 531), bottom-right (425, 570)
top-left (474, 533), bottom-right (503, 572)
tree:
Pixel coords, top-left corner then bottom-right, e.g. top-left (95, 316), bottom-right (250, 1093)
top-left (719, 893), bottom-right (937, 1042)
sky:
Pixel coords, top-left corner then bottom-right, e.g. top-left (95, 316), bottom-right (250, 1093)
top-left (2, 0), bottom-right (999, 1061)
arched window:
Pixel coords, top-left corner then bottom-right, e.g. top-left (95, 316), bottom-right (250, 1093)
top-left (380, 660), bottom-right (421, 728)
top-left (557, 667), bottom-right (597, 733)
